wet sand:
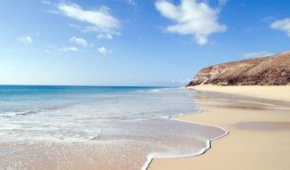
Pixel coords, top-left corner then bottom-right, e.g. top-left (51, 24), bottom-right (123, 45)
top-left (149, 86), bottom-right (290, 170)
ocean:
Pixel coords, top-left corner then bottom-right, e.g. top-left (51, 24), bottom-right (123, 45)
top-left (0, 85), bottom-right (226, 170)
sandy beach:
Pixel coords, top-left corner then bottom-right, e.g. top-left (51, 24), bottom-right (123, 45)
top-left (149, 86), bottom-right (290, 170)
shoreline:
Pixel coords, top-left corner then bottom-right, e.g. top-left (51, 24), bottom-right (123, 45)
top-left (142, 117), bottom-right (229, 170)
top-left (149, 85), bottom-right (290, 170)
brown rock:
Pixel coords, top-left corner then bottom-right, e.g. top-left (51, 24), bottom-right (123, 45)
top-left (187, 51), bottom-right (290, 86)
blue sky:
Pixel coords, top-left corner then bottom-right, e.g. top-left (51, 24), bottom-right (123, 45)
top-left (0, 0), bottom-right (290, 86)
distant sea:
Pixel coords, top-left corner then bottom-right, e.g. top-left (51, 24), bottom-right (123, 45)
top-left (0, 85), bottom-right (226, 170)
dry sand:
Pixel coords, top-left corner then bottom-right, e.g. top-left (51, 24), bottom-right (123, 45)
top-left (148, 86), bottom-right (290, 170)
top-left (189, 85), bottom-right (290, 102)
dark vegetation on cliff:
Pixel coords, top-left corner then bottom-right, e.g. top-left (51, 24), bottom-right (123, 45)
top-left (187, 51), bottom-right (290, 86)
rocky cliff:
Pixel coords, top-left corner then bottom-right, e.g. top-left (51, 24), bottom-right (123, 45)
top-left (187, 51), bottom-right (290, 86)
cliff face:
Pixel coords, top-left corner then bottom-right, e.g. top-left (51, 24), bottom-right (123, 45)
top-left (187, 51), bottom-right (290, 86)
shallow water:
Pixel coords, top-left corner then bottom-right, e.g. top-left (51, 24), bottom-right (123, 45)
top-left (0, 86), bottom-right (226, 169)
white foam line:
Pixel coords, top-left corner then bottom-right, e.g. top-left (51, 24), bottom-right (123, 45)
top-left (141, 115), bottom-right (229, 170)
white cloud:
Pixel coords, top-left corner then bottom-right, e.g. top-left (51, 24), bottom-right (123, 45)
top-left (97, 46), bottom-right (112, 55)
top-left (155, 0), bottom-right (226, 45)
top-left (17, 36), bottom-right (33, 44)
top-left (58, 3), bottom-right (120, 36)
top-left (70, 36), bottom-right (88, 47)
top-left (270, 18), bottom-right (290, 36)
top-left (96, 33), bottom-right (113, 40)
top-left (243, 51), bottom-right (273, 58)
top-left (59, 47), bottom-right (79, 52)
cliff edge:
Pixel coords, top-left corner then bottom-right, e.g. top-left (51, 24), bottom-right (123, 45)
top-left (187, 51), bottom-right (290, 86)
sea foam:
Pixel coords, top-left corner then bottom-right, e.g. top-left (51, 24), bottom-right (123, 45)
top-left (0, 86), bottom-right (226, 170)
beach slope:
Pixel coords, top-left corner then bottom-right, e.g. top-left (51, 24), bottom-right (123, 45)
top-left (149, 86), bottom-right (290, 170)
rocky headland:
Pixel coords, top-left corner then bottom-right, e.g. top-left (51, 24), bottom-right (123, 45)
top-left (187, 51), bottom-right (290, 86)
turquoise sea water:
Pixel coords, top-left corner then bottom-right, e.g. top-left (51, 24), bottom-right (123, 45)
top-left (0, 86), bottom-right (226, 170)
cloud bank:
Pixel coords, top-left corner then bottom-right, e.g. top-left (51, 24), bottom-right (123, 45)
top-left (270, 18), bottom-right (290, 36)
top-left (155, 0), bottom-right (226, 45)
top-left (58, 3), bottom-right (120, 36)
top-left (17, 36), bottom-right (33, 44)
top-left (97, 46), bottom-right (111, 55)
top-left (96, 33), bottom-right (113, 40)
top-left (70, 36), bottom-right (88, 47)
